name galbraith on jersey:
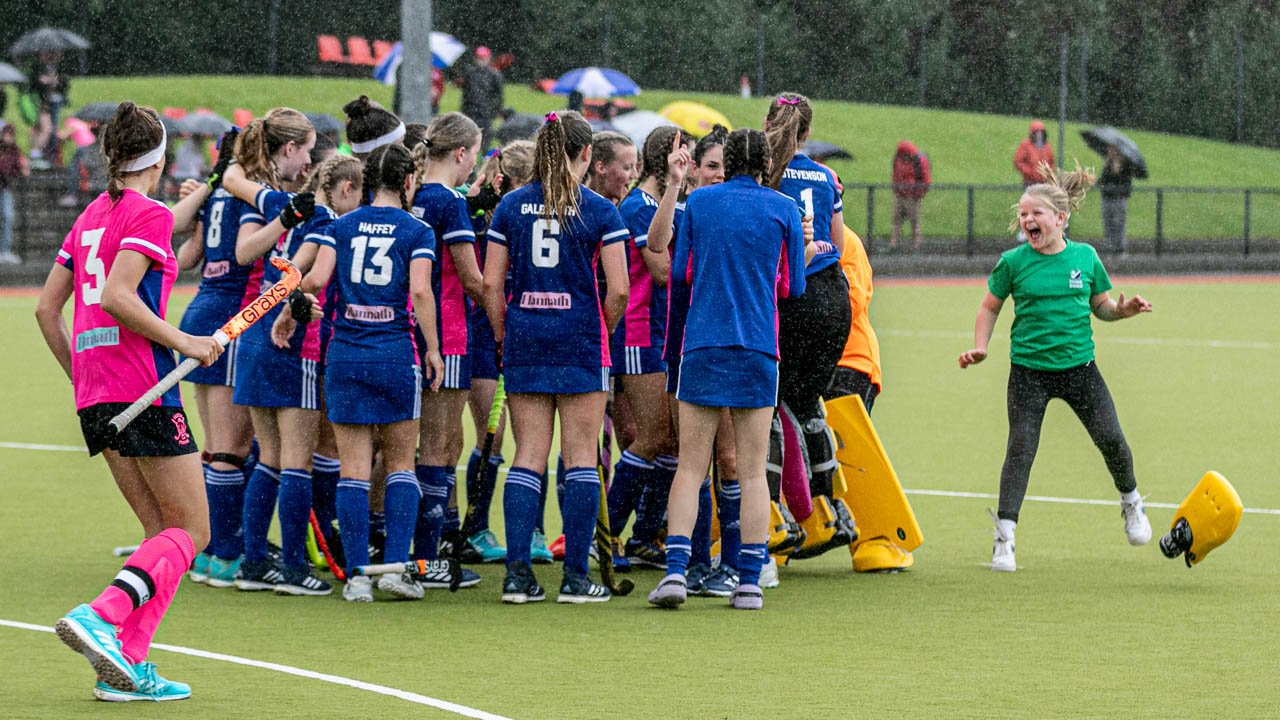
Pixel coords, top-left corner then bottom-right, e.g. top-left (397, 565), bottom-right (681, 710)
top-left (357, 222), bottom-right (399, 235)
top-left (519, 203), bottom-right (578, 217)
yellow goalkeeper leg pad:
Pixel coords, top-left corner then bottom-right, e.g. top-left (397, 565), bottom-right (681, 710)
top-left (767, 501), bottom-right (805, 556)
top-left (791, 496), bottom-right (859, 560)
top-left (824, 395), bottom-right (923, 554)
top-left (1159, 471), bottom-right (1242, 567)
top-left (851, 537), bottom-right (915, 573)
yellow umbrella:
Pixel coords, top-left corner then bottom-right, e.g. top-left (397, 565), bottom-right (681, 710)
top-left (659, 101), bottom-right (732, 138)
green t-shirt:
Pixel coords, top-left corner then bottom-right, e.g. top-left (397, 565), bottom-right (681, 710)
top-left (987, 239), bottom-right (1112, 371)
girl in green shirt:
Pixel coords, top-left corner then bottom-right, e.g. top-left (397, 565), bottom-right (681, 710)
top-left (958, 163), bottom-right (1153, 572)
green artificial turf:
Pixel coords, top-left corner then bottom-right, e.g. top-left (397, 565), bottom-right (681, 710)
top-left (2, 278), bottom-right (1278, 718)
top-left (3, 75), bottom-right (1278, 242)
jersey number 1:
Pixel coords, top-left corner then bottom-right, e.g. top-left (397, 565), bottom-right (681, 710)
top-left (799, 188), bottom-right (814, 219)
top-left (532, 219), bottom-right (560, 268)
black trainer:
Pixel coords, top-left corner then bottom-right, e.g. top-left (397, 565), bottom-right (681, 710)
top-left (557, 572), bottom-right (611, 604)
top-left (501, 564), bottom-right (545, 604)
top-left (233, 558), bottom-right (286, 591)
top-left (274, 565), bottom-right (333, 596)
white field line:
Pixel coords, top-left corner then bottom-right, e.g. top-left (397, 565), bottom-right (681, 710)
top-left (5, 440), bottom-right (1277, 516)
top-left (0, 441), bottom-right (87, 452)
top-left (879, 328), bottom-right (1277, 350)
top-left (0, 619), bottom-right (514, 720)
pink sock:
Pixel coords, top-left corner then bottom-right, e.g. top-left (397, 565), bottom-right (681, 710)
top-left (781, 415), bottom-right (813, 521)
top-left (89, 528), bottom-right (194, 632)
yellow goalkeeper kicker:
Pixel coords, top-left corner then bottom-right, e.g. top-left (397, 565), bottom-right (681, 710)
top-left (824, 395), bottom-right (923, 569)
top-left (1161, 471), bottom-right (1243, 567)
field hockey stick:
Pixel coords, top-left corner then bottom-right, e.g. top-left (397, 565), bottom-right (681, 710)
top-left (595, 453), bottom-right (635, 597)
top-left (111, 544), bottom-right (140, 557)
top-left (350, 558), bottom-right (453, 577)
top-left (108, 258), bottom-right (301, 434)
top-left (309, 509), bottom-right (346, 581)
top-left (600, 397), bottom-right (614, 488)
top-left (453, 375), bottom-right (506, 591)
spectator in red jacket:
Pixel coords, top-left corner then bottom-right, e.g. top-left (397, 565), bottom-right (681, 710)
top-left (1013, 120), bottom-right (1054, 186)
top-left (891, 140), bottom-right (930, 252)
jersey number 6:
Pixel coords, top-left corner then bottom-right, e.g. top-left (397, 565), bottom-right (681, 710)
top-left (532, 218), bottom-right (560, 269)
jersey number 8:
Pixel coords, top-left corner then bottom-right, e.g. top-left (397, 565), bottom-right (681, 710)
top-left (532, 218), bottom-right (560, 268)
top-left (350, 235), bottom-right (394, 286)
top-left (206, 201), bottom-right (224, 248)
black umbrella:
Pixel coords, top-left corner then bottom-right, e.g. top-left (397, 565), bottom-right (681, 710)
top-left (74, 101), bottom-right (121, 124)
top-left (495, 113), bottom-right (542, 145)
top-left (179, 112), bottom-right (232, 136)
top-left (801, 139), bottom-right (854, 162)
top-left (159, 115), bottom-right (181, 136)
top-left (304, 112), bottom-right (343, 135)
top-left (10, 27), bottom-right (90, 57)
top-left (0, 61), bottom-right (25, 84)
top-left (1081, 126), bottom-right (1148, 179)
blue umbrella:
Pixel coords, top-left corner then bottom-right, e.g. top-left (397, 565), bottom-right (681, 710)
top-left (551, 67), bottom-right (641, 98)
top-left (373, 33), bottom-right (467, 85)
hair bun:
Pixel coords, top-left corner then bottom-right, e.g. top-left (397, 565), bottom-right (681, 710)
top-left (342, 95), bottom-right (373, 119)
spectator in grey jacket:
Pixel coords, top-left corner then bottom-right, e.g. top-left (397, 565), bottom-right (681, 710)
top-left (459, 47), bottom-right (504, 152)
top-left (1099, 145), bottom-right (1138, 255)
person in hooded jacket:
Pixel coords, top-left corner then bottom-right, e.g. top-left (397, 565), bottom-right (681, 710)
top-left (890, 140), bottom-right (930, 253)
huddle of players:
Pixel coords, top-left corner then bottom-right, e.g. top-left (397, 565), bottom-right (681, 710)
top-left (175, 91), bottom-right (876, 606)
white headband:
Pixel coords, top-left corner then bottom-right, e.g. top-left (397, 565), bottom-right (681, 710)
top-left (121, 121), bottom-right (167, 172)
top-left (350, 122), bottom-right (405, 154)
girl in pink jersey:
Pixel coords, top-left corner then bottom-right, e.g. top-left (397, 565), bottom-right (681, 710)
top-left (36, 102), bottom-right (223, 702)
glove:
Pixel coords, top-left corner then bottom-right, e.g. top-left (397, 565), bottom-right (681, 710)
top-left (466, 183), bottom-right (502, 216)
top-left (280, 192), bottom-right (316, 229)
top-left (206, 128), bottom-right (240, 190)
top-left (288, 288), bottom-right (313, 323)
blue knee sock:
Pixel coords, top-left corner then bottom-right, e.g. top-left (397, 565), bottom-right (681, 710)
top-left (503, 467), bottom-right (542, 569)
top-left (463, 449), bottom-right (504, 536)
top-left (413, 465), bottom-right (448, 560)
top-left (739, 543), bottom-right (768, 586)
top-left (561, 467), bottom-right (601, 576)
top-left (718, 479), bottom-right (742, 571)
top-left (241, 464), bottom-right (280, 563)
top-left (384, 470), bottom-right (421, 564)
top-left (691, 476), bottom-right (713, 567)
top-left (665, 534), bottom-right (692, 577)
top-left (336, 479), bottom-right (371, 571)
top-left (632, 455), bottom-right (676, 543)
top-left (311, 453), bottom-right (340, 537)
top-left (607, 451), bottom-right (652, 536)
top-left (442, 467), bottom-right (460, 536)
top-left (242, 437), bottom-right (260, 484)
top-left (277, 468), bottom-right (312, 569)
top-left (205, 465), bottom-right (246, 560)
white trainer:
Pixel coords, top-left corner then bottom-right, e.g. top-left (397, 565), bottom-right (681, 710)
top-left (377, 572), bottom-right (425, 600)
top-left (989, 509), bottom-right (1016, 572)
top-left (342, 576), bottom-right (373, 603)
top-left (1122, 498), bottom-right (1152, 546)
top-left (758, 556), bottom-right (780, 588)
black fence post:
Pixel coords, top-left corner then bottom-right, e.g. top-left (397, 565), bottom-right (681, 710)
top-left (1243, 189), bottom-right (1251, 256)
top-left (1155, 190), bottom-right (1163, 257)
top-left (966, 186), bottom-right (975, 257)
top-left (865, 186), bottom-right (875, 252)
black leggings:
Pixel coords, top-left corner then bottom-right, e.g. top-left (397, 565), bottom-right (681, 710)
top-left (998, 362), bottom-right (1136, 522)
top-left (777, 263), bottom-right (852, 497)
top-left (826, 367), bottom-right (879, 413)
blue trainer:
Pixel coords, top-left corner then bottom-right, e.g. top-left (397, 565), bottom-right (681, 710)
top-left (467, 530), bottom-right (508, 563)
top-left (204, 555), bottom-right (242, 588)
top-left (55, 604), bottom-right (139, 693)
top-left (93, 662), bottom-right (191, 702)
top-left (187, 553), bottom-right (211, 584)
top-left (530, 531), bottom-right (554, 564)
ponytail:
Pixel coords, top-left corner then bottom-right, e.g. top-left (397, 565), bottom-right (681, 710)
top-left (532, 110), bottom-right (592, 225)
top-left (764, 92), bottom-right (812, 189)
top-left (101, 102), bottom-right (165, 202)
top-left (233, 107), bottom-right (313, 189)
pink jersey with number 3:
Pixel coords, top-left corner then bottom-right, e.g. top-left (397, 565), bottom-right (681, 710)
top-left (56, 189), bottom-right (182, 410)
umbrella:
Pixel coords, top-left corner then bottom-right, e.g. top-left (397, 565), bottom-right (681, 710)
top-left (801, 139), bottom-right (854, 162)
top-left (659, 101), bottom-right (732, 137)
top-left (10, 27), bottom-right (90, 57)
top-left (495, 112), bottom-right (543, 145)
top-left (1081, 126), bottom-right (1148, 179)
top-left (0, 61), bottom-right (25, 84)
top-left (612, 110), bottom-right (678, 148)
top-left (159, 115), bottom-right (181, 136)
top-left (305, 112), bottom-right (344, 135)
top-left (74, 101), bottom-right (122, 124)
top-left (178, 112), bottom-right (231, 136)
top-left (551, 67), bottom-right (640, 98)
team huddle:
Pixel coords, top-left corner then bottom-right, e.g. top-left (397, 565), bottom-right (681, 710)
top-left (37, 88), bottom-right (1168, 701)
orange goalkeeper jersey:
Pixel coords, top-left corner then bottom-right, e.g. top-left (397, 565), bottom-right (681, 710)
top-left (836, 226), bottom-right (881, 389)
